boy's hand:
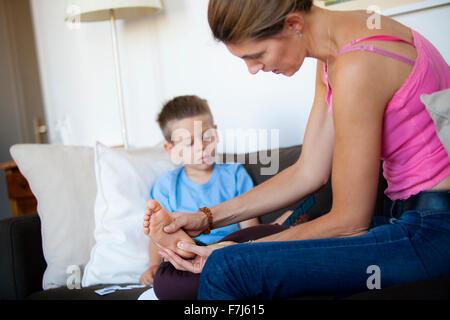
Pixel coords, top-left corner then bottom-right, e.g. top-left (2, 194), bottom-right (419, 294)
top-left (139, 265), bottom-right (159, 286)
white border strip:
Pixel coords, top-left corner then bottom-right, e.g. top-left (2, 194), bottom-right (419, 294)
top-left (382, 0), bottom-right (450, 16)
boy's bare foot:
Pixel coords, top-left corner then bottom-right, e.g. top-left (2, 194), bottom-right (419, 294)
top-left (145, 200), bottom-right (196, 259)
top-left (143, 206), bottom-right (152, 236)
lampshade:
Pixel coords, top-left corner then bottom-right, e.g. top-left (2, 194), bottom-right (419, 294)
top-left (65, 0), bottom-right (163, 22)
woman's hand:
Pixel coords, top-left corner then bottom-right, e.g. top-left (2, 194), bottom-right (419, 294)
top-left (162, 211), bottom-right (210, 237)
top-left (144, 200), bottom-right (210, 237)
top-left (158, 241), bottom-right (236, 274)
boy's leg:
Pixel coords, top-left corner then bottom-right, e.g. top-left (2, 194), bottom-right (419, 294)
top-left (153, 262), bottom-right (201, 300)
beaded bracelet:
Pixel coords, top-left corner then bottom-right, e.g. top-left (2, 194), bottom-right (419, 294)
top-left (199, 207), bottom-right (214, 235)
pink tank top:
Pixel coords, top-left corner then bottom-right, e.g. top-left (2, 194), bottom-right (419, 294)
top-left (323, 29), bottom-right (450, 201)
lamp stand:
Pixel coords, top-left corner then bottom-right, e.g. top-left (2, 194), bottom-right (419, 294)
top-left (109, 9), bottom-right (129, 148)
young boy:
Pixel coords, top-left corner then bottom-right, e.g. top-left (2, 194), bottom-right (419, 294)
top-left (140, 95), bottom-right (260, 291)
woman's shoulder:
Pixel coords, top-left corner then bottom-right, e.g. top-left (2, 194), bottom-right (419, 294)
top-left (332, 27), bottom-right (416, 100)
top-left (332, 51), bottom-right (399, 109)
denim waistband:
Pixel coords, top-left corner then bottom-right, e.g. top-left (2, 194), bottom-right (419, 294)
top-left (391, 190), bottom-right (450, 218)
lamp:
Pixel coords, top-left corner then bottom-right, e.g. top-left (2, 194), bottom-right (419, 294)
top-left (65, 0), bottom-right (163, 148)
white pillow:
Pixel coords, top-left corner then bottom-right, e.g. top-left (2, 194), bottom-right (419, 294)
top-left (421, 88), bottom-right (450, 156)
top-left (10, 144), bottom-right (97, 290)
top-left (82, 142), bottom-right (174, 287)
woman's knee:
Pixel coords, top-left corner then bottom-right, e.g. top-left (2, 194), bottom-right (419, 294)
top-left (198, 249), bottom-right (230, 299)
top-left (198, 245), bottom-right (252, 300)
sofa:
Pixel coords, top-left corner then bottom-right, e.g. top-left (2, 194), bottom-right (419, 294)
top-left (1, 143), bottom-right (449, 300)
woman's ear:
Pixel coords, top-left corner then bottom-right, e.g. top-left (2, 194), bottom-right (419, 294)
top-left (284, 12), bottom-right (305, 34)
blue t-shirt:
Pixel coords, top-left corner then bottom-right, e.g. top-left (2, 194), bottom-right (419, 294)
top-left (149, 163), bottom-right (254, 244)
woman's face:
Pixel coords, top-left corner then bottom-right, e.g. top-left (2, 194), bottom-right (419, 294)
top-left (225, 29), bottom-right (306, 77)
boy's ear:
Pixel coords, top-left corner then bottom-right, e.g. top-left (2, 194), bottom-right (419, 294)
top-left (163, 142), bottom-right (174, 153)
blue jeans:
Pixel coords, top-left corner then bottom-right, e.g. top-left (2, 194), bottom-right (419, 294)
top-left (197, 191), bottom-right (450, 299)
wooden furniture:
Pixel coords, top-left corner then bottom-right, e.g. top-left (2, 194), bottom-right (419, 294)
top-left (0, 160), bottom-right (37, 216)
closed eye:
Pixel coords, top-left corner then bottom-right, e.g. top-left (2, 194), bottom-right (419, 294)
top-left (241, 52), bottom-right (264, 60)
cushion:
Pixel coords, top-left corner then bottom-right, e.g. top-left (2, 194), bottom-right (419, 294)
top-left (82, 142), bottom-right (174, 287)
top-left (0, 214), bottom-right (46, 299)
top-left (10, 144), bottom-right (97, 290)
top-left (421, 88), bottom-right (450, 156)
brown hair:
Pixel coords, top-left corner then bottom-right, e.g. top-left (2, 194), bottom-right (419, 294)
top-left (157, 95), bottom-right (214, 142)
top-left (208, 0), bottom-right (313, 44)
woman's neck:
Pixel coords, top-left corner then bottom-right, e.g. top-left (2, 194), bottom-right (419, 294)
top-left (302, 6), bottom-right (343, 65)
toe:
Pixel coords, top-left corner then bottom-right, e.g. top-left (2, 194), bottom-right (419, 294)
top-left (146, 199), bottom-right (162, 212)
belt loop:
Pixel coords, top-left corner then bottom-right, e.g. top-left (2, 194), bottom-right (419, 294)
top-left (390, 200), bottom-right (397, 218)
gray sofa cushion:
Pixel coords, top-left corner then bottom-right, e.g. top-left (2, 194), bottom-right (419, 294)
top-left (0, 214), bottom-right (46, 300)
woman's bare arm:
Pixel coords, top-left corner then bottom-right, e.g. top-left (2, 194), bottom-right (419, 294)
top-left (211, 61), bottom-right (335, 228)
top-left (256, 53), bottom-right (391, 242)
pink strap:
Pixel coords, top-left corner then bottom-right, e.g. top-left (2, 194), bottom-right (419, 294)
top-left (340, 45), bottom-right (416, 66)
top-left (321, 34), bottom-right (417, 112)
top-left (338, 34), bottom-right (416, 66)
top-left (339, 35), bottom-right (415, 52)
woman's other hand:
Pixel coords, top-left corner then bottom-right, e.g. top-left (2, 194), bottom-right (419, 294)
top-left (158, 241), bottom-right (237, 274)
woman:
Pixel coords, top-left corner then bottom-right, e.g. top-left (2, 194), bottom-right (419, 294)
top-left (146, 0), bottom-right (450, 299)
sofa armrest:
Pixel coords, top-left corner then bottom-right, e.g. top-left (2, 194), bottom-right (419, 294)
top-left (0, 214), bottom-right (46, 300)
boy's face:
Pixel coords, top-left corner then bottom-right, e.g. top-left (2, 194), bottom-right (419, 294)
top-left (164, 114), bottom-right (218, 170)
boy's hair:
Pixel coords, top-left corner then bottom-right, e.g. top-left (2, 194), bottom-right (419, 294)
top-left (157, 95), bottom-right (214, 142)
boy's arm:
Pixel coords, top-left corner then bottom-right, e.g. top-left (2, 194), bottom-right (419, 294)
top-left (149, 241), bottom-right (163, 267)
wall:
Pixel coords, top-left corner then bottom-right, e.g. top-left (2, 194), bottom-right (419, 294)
top-left (30, 0), bottom-right (450, 154)
top-left (0, 0), bottom-right (46, 219)
top-left (0, 0), bottom-right (23, 219)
